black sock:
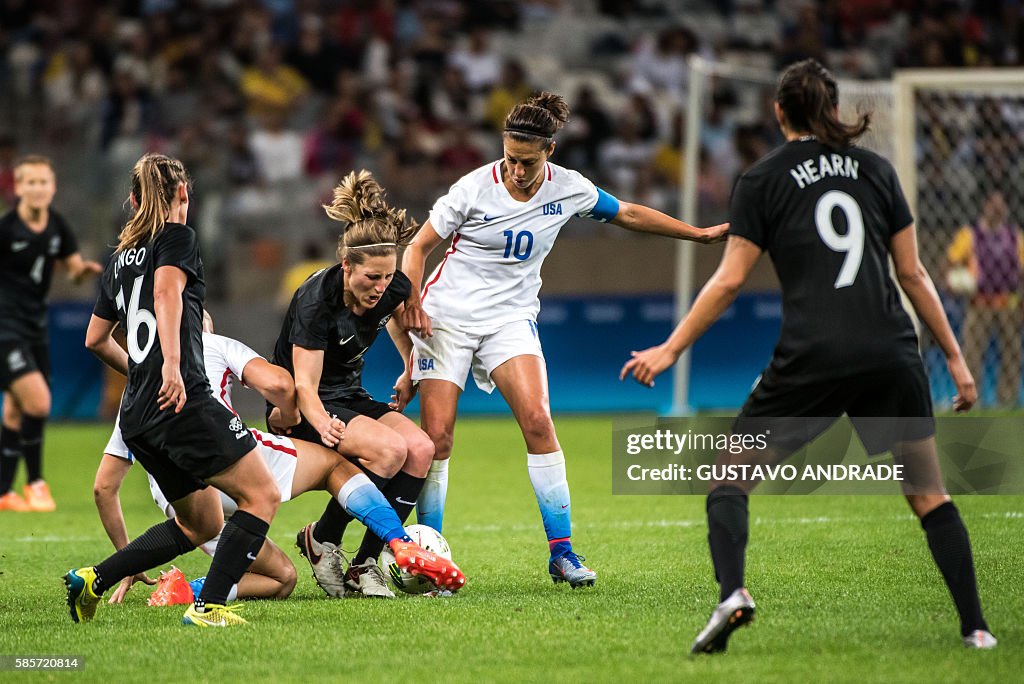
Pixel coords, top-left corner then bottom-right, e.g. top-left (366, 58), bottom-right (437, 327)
top-left (354, 471), bottom-right (425, 563)
top-left (20, 415), bottom-right (45, 483)
top-left (93, 519), bottom-right (195, 594)
top-left (0, 426), bottom-right (20, 494)
top-left (313, 466), bottom-right (390, 546)
top-left (921, 501), bottom-right (988, 636)
top-left (198, 510), bottom-right (270, 608)
top-left (706, 485), bottom-right (749, 603)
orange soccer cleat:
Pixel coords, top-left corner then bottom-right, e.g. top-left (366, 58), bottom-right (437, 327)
top-left (0, 490), bottom-right (30, 511)
top-left (23, 480), bottom-right (56, 512)
top-left (148, 567), bottom-right (195, 607)
top-left (389, 539), bottom-right (466, 593)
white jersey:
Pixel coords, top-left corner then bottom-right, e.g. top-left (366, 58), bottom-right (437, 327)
top-left (422, 160), bottom-right (614, 331)
top-left (202, 332), bottom-right (261, 413)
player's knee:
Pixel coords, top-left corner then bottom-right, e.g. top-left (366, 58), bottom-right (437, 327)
top-left (424, 424), bottom-right (454, 459)
top-left (906, 493), bottom-right (950, 518)
top-left (518, 408), bottom-right (556, 444)
top-left (373, 434), bottom-right (407, 475)
top-left (179, 517), bottom-right (222, 546)
top-left (404, 432), bottom-right (435, 475)
top-left (275, 562), bottom-right (298, 598)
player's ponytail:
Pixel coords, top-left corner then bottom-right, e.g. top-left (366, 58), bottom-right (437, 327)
top-left (325, 169), bottom-right (419, 264)
top-left (776, 59), bottom-right (870, 150)
top-left (118, 154), bottom-right (191, 252)
top-left (503, 91), bottom-right (570, 145)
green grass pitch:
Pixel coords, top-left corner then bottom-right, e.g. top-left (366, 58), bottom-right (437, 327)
top-left (0, 417), bottom-right (1018, 682)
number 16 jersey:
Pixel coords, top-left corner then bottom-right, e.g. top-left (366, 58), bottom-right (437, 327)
top-left (93, 223), bottom-right (209, 438)
top-left (729, 139), bottom-right (921, 384)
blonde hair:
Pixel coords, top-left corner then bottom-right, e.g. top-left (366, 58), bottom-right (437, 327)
top-left (117, 154), bottom-right (191, 252)
top-left (323, 169), bottom-right (419, 264)
top-left (13, 155), bottom-right (54, 181)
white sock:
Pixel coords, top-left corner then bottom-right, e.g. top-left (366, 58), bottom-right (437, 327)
top-left (227, 583), bottom-right (238, 602)
top-left (528, 451), bottom-right (572, 543)
top-left (416, 459), bottom-right (450, 533)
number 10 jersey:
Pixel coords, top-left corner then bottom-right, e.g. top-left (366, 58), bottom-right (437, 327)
top-left (93, 223), bottom-right (209, 438)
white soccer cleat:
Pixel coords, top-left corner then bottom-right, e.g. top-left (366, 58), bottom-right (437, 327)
top-left (344, 557), bottom-right (395, 599)
top-left (691, 588), bottom-right (756, 654)
top-left (962, 629), bottom-right (998, 649)
top-left (295, 523), bottom-right (348, 598)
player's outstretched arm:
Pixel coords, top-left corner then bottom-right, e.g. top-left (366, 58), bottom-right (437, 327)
top-left (85, 315), bottom-right (129, 375)
top-left (400, 221), bottom-right (445, 337)
top-left (93, 453), bottom-right (157, 602)
top-left (891, 224), bottom-right (977, 411)
top-left (241, 357), bottom-right (300, 429)
top-left (621, 236), bottom-right (761, 387)
top-left (609, 201), bottom-right (728, 243)
top-left (61, 252), bottom-right (103, 284)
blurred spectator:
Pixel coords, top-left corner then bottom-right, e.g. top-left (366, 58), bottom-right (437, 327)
top-left (380, 114), bottom-right (441, 204)
top-left (649, 109), bottom-right (685, 191)
top-left (776, 3), bottom-right (829, 67)
top-left (427, 65), bottom-right (481, 128)
top-left (278, 240), bottom-right (333, 309)
top-left (560, 84), bottom-right (614, 175)
top-left (239, 43), bottom-right (309, 119)
top-left (700, 89), bottom-right (740, 181)
top-left (0, 135), bottom-right (16, 210)
top-left (449, 27), bottom-right (502, 92)
top-left (945, 189), bottom-right (1024, 407)
top-left (598, 114), bottom-right (654, 198)
top-left (728, 0), bottom-right (783, 51)
top-left (287, 14), bottom-right (342, 94)
top-left (629, 26), bottom-right (698, 105)
top-left (41, 39), bottom-right (108, 140)
top-left (224, 120), bottom-right (261, 189)
top-left (483, 58), bottom-right (533, 131)
top-left (250, 108), bottom-right (304, 183)
top-left (304, 94), bottom-right (368, 178)
top-left (437, 121), bottom-right (485, 186)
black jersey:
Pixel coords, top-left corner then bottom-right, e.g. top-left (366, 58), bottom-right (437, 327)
top-left (0, 208), bottom-right (79, 343)
top-left (272, 264), bottom-right (411, 403)
top-left (729, 139), bottom-right (920, 384)
top-left (93, 224), bottom-right (210, 438)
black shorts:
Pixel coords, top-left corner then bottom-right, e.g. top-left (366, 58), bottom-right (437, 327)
top-left (125, 396), bottom-right (257, 503)
top-left (270, 395), bottom-right (395, 444)
top-left (734, 362), bottom-right (935, 456)
top-left (0, 341), bottom-right (50, 389)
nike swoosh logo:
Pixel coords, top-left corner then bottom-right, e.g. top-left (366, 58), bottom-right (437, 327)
top-left (395, 497), bottom-right (416, 506)
top-left (11, 241), bottom-right (29, 251)
top-left (483, 214), bottom-right (502, 221)
top-left (246, 551), bottom-right (258, 561)
top-left (339, 335), bottom-right (355, 345)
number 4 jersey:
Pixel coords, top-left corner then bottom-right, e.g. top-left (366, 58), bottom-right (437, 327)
top-left (422, 160), bottom-right (619, 332)
top-left (93, 223), bottom-right (209, 437)
top-left (729, 139), bottom-right (921, 384)
top-left (0, 208), bottom-right (79, 344)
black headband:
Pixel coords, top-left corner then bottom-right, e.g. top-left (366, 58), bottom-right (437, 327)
top-left (503, 126), bottom-right (552, 139)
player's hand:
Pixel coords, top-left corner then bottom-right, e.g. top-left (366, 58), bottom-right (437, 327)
top-left (268, 406), bottom-right (300, 434)
top-left (73, 259), bottom-right (103, 284)
top-left (158, 363), bottom-right (186, 413)
top-left (947, 354), bottom-right (977, 412)
top-left (390, 372), bottom-right (418, 412)
top-left (401, 298), bottom-right (433, 338)
top-left (699, 223), bottom-right (729, 244)
top-left (108, 572), bottom-right (157, 604)
top-left (619, 343), bottom-right (680, 387)
top-left (319, 416), bottom-right (346, 448)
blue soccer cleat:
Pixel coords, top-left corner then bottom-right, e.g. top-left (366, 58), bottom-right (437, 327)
top-left (549, 550), bottom-right (597, 588)
top-left (189, 576), bottom-right (206, 598)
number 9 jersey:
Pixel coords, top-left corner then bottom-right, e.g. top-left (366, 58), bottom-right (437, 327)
top-left (422, 160), bottom-right (619, 332)
top-left (728, 139), bottom-right (921, 384)
top-left (93, 223), bottom-right (209, 437)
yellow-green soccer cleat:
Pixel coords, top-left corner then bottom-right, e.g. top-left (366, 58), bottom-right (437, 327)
top-left (64, 567), bottom-right (101, 623)
top-left (182, 603), bottom-right (248, 627)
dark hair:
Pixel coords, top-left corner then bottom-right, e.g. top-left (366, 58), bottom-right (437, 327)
top-left (118, 154), bottom-right (191, 251)
top-left (324, 169), bottom-right (419, 264)
top-left (503, 91), bottom-right (570, 145)
top-left (776, 59), bottom-right (870, 150)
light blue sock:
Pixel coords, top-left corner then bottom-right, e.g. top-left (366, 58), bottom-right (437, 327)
top-left (528, 451), bottom-right (572, 553)
top-left (416, 459), bottom-right (449, 533)
top-left (337, 474), bottom-right (410, 543)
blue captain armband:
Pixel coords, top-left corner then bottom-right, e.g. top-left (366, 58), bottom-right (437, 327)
top-left (582, 187), bottom-right (620, 222)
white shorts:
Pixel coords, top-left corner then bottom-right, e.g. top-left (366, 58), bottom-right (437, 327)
top-left (105, 417), bottom-right (298, 543)
top-left (410, 319), bottom-right (544, 393)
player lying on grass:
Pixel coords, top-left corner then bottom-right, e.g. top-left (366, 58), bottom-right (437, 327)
top-left (93, 312), bottom-right (465, 604)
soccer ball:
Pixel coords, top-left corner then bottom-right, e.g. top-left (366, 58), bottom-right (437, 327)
top-left (379, 524), bottom-right (452, 595)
